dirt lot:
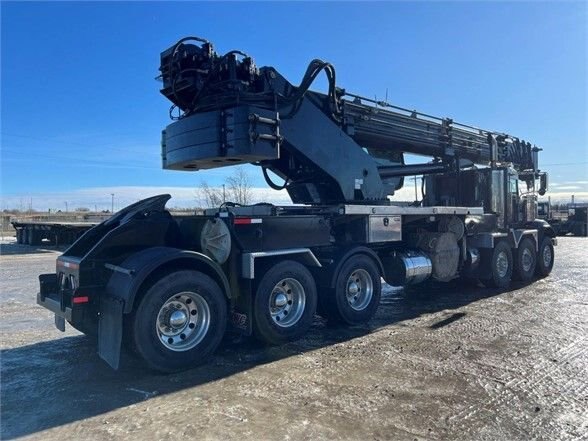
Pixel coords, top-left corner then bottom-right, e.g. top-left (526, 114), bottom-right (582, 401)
top-left (1, 237), bottom-right (586, 440)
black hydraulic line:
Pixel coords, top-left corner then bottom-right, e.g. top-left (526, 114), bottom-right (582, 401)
top-left (378, 163), bottom-right (448, 179)
top-left (262, 166), bottom-right (289, 190)
top-left (168, 36), bottom-right (210, 110)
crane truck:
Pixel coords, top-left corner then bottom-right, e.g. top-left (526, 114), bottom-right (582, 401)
top-left (36, 37), bottom-right (556, 372)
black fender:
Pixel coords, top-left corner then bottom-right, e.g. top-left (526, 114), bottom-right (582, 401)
top-left (105, 246), bottom-right (231, 313)
top-left (98, 246), bottom-right (230, 370)
top-left (319, 246), bottom-right (384, 289)
top-left (526, 219), bottom-right (556, 239)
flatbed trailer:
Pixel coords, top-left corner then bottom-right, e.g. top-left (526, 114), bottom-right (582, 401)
top-left (12, 221), bottom-right (98, 246)
top-left (34, 36), bottom-right (557, 372)
top-left (537, 202), bottom-right (587, 236)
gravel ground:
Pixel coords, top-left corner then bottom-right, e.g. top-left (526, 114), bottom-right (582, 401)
top-left (1, 237), bottom-right (587, 440)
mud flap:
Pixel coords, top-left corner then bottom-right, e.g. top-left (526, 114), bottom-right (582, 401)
top-left (98, 296), bottom-right (124, 369)
top-left (55, 315), bottom-right (66, 332)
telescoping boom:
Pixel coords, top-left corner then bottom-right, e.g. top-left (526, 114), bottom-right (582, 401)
top-left (159, 36), bottom-right (543, 205)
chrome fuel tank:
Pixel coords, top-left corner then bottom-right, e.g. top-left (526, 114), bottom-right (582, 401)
top-left (383, 251), bottom-right (432, 286)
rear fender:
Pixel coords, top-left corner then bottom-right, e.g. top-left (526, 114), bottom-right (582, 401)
top-left (105, 247), bottom-right (230, 314)
top-left (98, 246), bottom-right (230, 369)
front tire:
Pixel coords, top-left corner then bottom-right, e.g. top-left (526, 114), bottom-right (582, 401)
top-left (535, 236), bottom-right (555, 277)
top-left (130, 270), bottom-right (227, 373)
top-left (253, 260), bottom-right (317, 345)
top-left (514, 237), bottom-right (537, 282)
top-left (322, 255), bottom-right (382, 325)
top-left (481, 241), bottom-right (513, 289)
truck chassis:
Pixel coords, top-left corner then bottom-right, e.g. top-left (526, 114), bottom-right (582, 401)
top-left (38, 195), bottom-right (556, 372)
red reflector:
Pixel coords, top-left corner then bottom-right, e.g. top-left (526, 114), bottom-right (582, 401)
top-left (234, 218), bottom-right (262, 225)
top-left (72, 296), bottom-right (89, 304)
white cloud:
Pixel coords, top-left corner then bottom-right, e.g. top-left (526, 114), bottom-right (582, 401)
top-left (552, 185), bottom-right (582, 190)
top-left (1, 186), bottom-right (292, 212)
top-left (2, 182), bottom-right (586, 212)
top-left (539, 191), bottom-right (588, 203)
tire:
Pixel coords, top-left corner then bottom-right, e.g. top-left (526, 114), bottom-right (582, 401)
top-left (481, 241), bottom-right (513, 289)
top-left (321, 254), bottom-right (382, 325)
top-left (535, 236), bottom-right (555, 278)
top-left (253, 260), bottom-right (317, 345)
top-left (514, 237), bottom-right (537, 282)
top-left (129, 270), bottom-right (227, 373)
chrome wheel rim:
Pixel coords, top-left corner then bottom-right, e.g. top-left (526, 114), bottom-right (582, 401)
top-left (156, 291), bottom-right (210, 351)
top-left (346, 269), bottom-right (373, 311)
top-left (269, 278), bottom-right (306, 328)
top-left (496, 251), bottom-right (509, 278)
top-left (542, 244), bottom-right (552, 268)
top-left (521, 248), bottom-right (534, 272)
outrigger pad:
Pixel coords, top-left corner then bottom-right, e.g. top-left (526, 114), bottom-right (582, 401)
top-left (98, 296), bottom-right (124, 369)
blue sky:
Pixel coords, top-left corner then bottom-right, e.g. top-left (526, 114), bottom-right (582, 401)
top-left (1, 1), bottom-right (587, 210)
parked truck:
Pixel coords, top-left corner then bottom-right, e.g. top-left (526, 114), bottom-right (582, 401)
top-left (537, 201), bottom-right (587, 236)
top-left (36, 37), bottom-right (557, 372)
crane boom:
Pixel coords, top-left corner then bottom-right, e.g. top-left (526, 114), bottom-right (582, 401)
top-left (158, 37), bottom-right (543, 205)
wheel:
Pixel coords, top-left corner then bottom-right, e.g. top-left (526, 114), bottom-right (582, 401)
top-left (481, 241), bottom-right (513, 289)
top-left (321, 254), bottom-right (382, 325)
top-left (253, 260), bottom-right (317, 345)
top-left (514, 237), bottom-right (537, 282)
top-left (129, 270), bottom-right (227, 372)
top-left (535, 236), bottom-right (554, 278)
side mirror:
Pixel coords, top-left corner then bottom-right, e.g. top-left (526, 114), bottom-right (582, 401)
top-left (538, 173), bottom-right (548, 196)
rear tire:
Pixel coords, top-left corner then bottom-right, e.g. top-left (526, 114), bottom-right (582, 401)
top-left (535, 236), bottom-right (554, 278)
top-left (253, 260), bottom-right (317, 345)
top-left (322, 254), bottom-right (382, 325)
top-left (514, 237), bottom-right (537, 282)
top-left (130, 270), bottom-right (227, 373)
top-left (481, 241), bottom-right (513, 289)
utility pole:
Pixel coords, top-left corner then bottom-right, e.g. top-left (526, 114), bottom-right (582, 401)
top-left (222, 184), bottom-right (226, 203)
top-left (111, 193), bottom-right (115, 213)
top-left (65, 201), bottom-right (68, 213)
